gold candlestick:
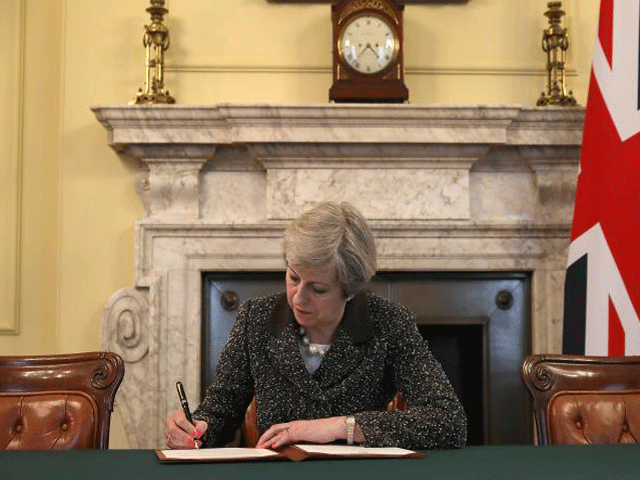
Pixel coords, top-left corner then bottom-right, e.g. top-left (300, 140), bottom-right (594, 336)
top-left (132, 0), bottom-right (175, 104)
top-left (537, 2), bottom-right (577, 106)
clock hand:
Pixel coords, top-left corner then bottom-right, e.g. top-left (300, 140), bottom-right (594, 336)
top-left (358, 43), bottom-right (377, 59)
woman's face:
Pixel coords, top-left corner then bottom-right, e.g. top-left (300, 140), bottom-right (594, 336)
top-left (285, 263), bottom-right (347, 343)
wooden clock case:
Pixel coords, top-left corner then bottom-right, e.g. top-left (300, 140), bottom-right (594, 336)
top-left (329, 0), bottom-right (409, 103)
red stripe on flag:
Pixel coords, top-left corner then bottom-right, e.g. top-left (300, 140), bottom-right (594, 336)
top-left (608, 297), bottom-right (625, 356)
top-left (598, 0), bottom-right (614, 68)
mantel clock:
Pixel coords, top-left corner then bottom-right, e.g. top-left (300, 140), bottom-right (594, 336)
top-left (329, 0), bottom-right (408, 103)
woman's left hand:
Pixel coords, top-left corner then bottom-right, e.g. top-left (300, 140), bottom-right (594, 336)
top-left (255, 417), bottom-right (345, 449)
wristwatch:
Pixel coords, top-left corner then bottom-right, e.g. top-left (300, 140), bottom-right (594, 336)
top-left (346, 415), bottom-right (356, 445)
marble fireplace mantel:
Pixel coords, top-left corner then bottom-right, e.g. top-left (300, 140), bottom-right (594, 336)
top-left (93, 103), bottom-right (584, 448)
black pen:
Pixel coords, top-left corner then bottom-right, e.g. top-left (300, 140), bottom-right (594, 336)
top-left (175, 381), bottom-right (199, 448)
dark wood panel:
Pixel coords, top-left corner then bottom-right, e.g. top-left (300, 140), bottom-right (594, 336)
top-left (266, 1), bottom-right (470, 4)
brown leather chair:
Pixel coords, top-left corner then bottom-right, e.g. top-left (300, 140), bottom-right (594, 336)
top-left (521, 354), bottom-right (640, 445)
top-left (240, 392), bottom-right (407, 447)
top-left (0, 352), bottom-right (124, 450)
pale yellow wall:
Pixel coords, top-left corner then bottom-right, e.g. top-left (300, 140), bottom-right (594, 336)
top-left (1, 0), bottom-right (600, 448)
top-left (168, 0), bottom-right (599, 105)
top-left (0, 0), bottom-right (61, 354)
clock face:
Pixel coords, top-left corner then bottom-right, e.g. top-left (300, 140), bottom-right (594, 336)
top-left (338, 14), bottom-right (398, 75)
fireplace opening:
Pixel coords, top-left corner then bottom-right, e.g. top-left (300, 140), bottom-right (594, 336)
top-left (417, 320), bottom-right (488, 446)
top-left (202, 271), bottom-right (530, 445)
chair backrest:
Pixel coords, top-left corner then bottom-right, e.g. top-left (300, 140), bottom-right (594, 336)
top-left (521, 354), bottom-right (640, 445)
top-left (0, 352), bottom-right (124, 450)
top-left (239, 392), bottom-right (407, 447)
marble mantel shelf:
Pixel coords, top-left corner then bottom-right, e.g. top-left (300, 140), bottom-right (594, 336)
top-left (93, 103), bottom-right (584, 449)
top-left (92, 104), bottom-right (584, 153)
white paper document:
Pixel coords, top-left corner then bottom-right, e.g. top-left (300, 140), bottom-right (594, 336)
top-left (158, 447), bottom-right (280, 461)
top-left (292, 444), bottom-right (416, 457)
top-left (156, 444), bottom-right (423, 463)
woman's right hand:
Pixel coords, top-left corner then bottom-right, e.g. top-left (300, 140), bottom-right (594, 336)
top-left (165, 409), bottom-right (207, 449)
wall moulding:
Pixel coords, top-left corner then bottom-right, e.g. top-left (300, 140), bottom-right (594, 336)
top-left (165, 64), bottom-right (572, 78)
top-left (93, 102), bottom-right (583, 448)
top-left (0, 0), bottom-right (26, 335)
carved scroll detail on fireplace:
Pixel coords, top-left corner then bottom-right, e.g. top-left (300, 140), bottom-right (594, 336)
top-left (93, 104), bottom-right (583, 448)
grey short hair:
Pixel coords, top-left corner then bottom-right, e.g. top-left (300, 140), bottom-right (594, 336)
top-left (283, 202), bottom-right (377, 298)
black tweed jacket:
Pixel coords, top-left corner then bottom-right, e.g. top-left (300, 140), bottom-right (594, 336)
top-left (193, 291), bottom-right (467, 449)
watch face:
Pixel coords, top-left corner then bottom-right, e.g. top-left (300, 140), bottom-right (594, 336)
top-left (339, 14), bottom-right (398, 74)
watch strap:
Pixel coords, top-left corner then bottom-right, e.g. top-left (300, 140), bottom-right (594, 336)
top-left (346, 415), bottom-right (356, 445)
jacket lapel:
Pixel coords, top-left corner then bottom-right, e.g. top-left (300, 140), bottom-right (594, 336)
top-left (266, 291), bottom-right (374, 394)
top-left (266, 294), bottom-right (326, 400)
top-left (313, 291), bottom-right (373, 388)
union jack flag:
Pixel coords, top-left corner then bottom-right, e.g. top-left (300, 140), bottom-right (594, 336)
top-left (562, 0), bottom-right (640, 355)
